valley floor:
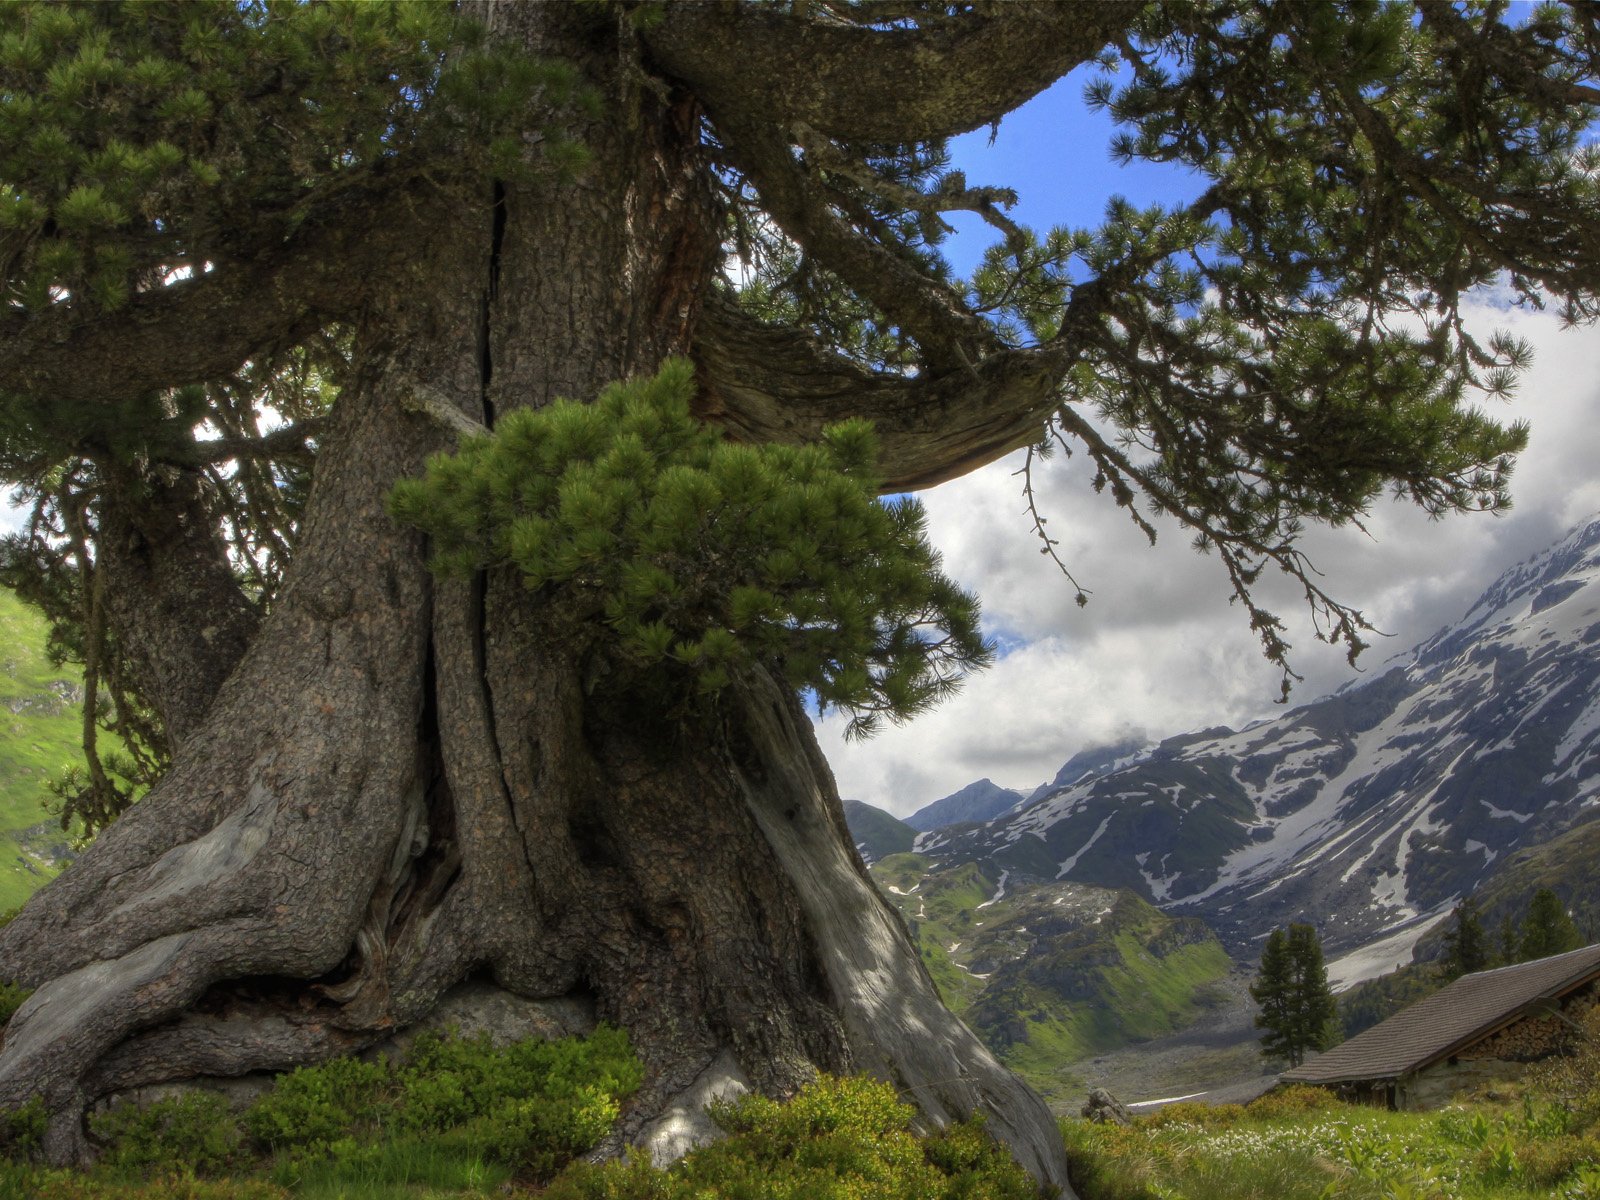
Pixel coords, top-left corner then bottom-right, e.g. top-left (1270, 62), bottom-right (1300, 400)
top-left (1052, 967), bottom-right (1273, 1113)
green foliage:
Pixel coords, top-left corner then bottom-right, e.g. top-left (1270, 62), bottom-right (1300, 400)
top-left (0, 0), bottom-right (586, 314)
top-left (77, 1025), bottom-right (643, 1193)
top-left (1245, 1084), bottom-right (1345, 1122)
top-left (0, 1168), bottom-right (286, 1200)
top-left (0, 588), bottom-right (90, 906)
top-left (0, 981), bottom-right (30, 1028)
top-left (90, 1091), bottom-right (243, 1177)
top-left (266, 1134), bottom-right (511, 1198)
top-left (0, 1097), bottom-right (44, 1159)
top-left (391, 361), bottom-right (993, 738)
top-left (1520, 886), bottom-right (1584, 962)
top-left (1441, 895), bottom-right (1493, 981)
top-left (387, 1024), bottom-right (642, 1178)
top-left (1066, 1088), bottom-right (1600, 1200)
top-left (542, 1074), bottom-right (1037, 1200)
top-left (241, 1023), bottom-right (640, 1183)
top-left (1251, 923), bottom-right (1339, 1068)
top-left (241, 1054), bottom-right (387, 1152)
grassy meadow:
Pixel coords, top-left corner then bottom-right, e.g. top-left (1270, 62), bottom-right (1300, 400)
top-left (1, 1029), bottom-right (1597, 1200)
top-left (1066, 1083), bottom-right (1600, 1200)
top-left (0, 589), bottom-right (84, 910)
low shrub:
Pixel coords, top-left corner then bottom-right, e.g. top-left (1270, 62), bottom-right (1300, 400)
top-left (33, 1176), bottom-right (285, 1199)
top-left (1247, 1083), bottom-right (1344, 1120)
top-left (543, 1074), bottom-right (1038, 1200)
top-left (391, 1022), bottom-right (642, 1178)
top-left (0, 982), bottom-right (30, 1029)
top-left (242, 1054), bottom-right (387, 1151)
top-left (1138, 1100), bottom-right (1244, 1129)
top-left (90, 1092), bottom-right (243, 1177)
top-left (1519, 1134), bottom-right (1600, 1187)
top-left (80, 1023), bottom-right (640, 1188)
top-left (0, 1097), bottom-right (45, 1159)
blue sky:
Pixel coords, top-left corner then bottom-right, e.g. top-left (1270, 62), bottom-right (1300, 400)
top-left (814, 68), bottom-right (1600, 817)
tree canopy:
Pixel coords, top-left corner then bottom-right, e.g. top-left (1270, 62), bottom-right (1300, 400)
top-left (2, 5), bottom-right (1596, 824)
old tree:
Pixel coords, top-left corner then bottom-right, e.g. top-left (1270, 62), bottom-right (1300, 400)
top-left (0, 0), bottom-right (1598, 1190)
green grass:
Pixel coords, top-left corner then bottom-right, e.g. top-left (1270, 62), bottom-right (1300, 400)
top-left (0, 1067), bottom-right (1037, 1200)
top-left (269, 1138), bottom-right (513, 1198)
top-left (1064, 1085), bottom-right (1600, 1200)
top-left (0, 589), bottom-right (88, 910)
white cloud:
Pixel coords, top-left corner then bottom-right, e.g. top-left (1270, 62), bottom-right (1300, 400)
top-left (816, 299), bottom-right (1600, 817)
top-left (0, 492), bottom-right (27, 538)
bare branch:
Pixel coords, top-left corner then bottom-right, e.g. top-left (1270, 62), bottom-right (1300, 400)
top-left (167, 419), bottom-right (329, 468)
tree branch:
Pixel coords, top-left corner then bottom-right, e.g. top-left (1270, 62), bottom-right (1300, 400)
top-left (0, 188), bottom-right (430, 407)
top-left (166, 419), bottom-right (329, 468)
top-left (717, 120), bottom-right (996, 370)
top-left (692, 293), bottom-right (1072, 491)
top-left (645, 1), bottom-right (1141, 143)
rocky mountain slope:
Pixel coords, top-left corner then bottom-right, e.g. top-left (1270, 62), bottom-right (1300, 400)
top-left (904, 778), bottom-right (1025, 832)
top-left (912, 516), bottom-right (1600, 957)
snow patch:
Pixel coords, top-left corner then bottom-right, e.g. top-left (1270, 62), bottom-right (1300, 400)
top-left (977, 869), bottom-right (1011, 910)
top-left (1324, 908), bottom-right (1453, 992)
top-left (1056, 815), bottom-right (1115, 878)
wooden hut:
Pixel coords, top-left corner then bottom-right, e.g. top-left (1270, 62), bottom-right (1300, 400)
top-left (1280, 942), bottom-right (1600, 1110)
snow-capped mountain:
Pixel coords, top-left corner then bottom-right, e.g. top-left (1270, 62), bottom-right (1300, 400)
top-left (914, 516), bottom-right (1600, 954)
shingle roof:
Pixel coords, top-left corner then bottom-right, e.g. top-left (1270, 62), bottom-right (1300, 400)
top-left (1282, 942), bottom-right (1600, 1085)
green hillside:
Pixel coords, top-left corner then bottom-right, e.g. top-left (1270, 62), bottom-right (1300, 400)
top-left (841, 799), bottom-right (917, 862)
top-left (0, 588), bottom-right (82, 910)
top-left (870, 853), bottom-right (1233, 1103)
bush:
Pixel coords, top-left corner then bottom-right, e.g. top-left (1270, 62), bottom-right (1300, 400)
top-left (90, 1092), bottom-right (243, 1177)
top-left (543, 1074), bottom-right (1038, 1200)
top-left (1139, 1101), bottom-right (1245, 1130)
top-left (241, 1023), bottom-right (640, 1181)
top-left (1530, 1010), bottom-right (1600, 1121)
top-left (242, 1054), bottom-right (387, 1151)
top-left (0, 1097), bottom-right (45, 1159)
top-left (0, 982), bottom-right (31, 1029)
top-left (391, 1022), bottom-right (641, 1178)
top-left (1518, 1134), bottom-right (1600, 1187)
top-left (1247, 1084), bottom-right (1344, 1120)
top-left (28, 1172), bottom-right (285, 1199)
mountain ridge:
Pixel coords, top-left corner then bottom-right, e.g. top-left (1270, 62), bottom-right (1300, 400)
top-left (905, 516), bottom-right (1600, 958)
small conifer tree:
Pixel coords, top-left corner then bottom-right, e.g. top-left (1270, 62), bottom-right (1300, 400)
top-left (1520, 887), bottom-right (1584, 962)
top-left (1439, 896), bottom-right (1491, 982)
top-left (390, 360), bottom-right (993, 739)
top-left (1497, 913), bottom-right (1522, 966)
top-left (1251, 923), bottom-right (1340, 1068)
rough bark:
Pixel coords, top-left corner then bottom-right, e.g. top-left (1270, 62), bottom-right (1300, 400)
top-left (644, 0), bottom-right (1140, 143)
top-left (0, 4), bottom-right (1075, 1194)
top-left (95, 464), bottom-right (260, 750)
top-left (695, 292), bottom-right (1073, 490)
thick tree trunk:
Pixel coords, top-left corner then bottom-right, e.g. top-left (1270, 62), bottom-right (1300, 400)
top-left (0, 8), bottom-right (1072, 1194)
top-left (96, 463), bottom-right (260, 751)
